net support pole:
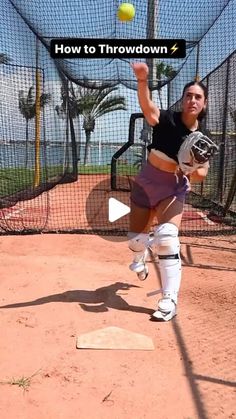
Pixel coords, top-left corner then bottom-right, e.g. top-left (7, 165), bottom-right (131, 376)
top-left (223, 166), bottom-right (236, 216)
top-left (34, 37), bottom-right (41, 187)
top-left (141, 0), bottom-right (159, 162)
top-left (217, 58), bottom-right (230, 203)
top-left (146, 0), bottom-right (158, 93)
top-left (195, 42), bottom-right (200, 82)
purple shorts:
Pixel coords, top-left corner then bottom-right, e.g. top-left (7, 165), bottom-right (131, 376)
top-left (130, 161), bottom-right (190, 209)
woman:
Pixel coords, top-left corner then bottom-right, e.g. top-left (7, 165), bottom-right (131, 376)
top-left (128, 62), bottom-right (210, 321)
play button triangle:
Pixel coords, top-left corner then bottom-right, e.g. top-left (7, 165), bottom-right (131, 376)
top-left (108, 197), bottom-right (130, 223)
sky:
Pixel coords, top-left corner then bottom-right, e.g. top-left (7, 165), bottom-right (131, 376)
top-left (0, 0), bottom-right (235, 144)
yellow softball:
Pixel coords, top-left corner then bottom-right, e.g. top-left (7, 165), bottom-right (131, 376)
top-left (117, 3), bottom-right (135, 22)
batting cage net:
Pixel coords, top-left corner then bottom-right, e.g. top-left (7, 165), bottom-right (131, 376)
top-left (0, 0), bottom-right (235, 235)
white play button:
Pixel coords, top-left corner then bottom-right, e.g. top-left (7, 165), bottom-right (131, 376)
top-left (108, 197), bottom-right (130, 223)
top-left (85, 177), bottom-right (150, 241)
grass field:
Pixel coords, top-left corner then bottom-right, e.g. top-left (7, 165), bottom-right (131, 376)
top-left (0, 166), bottom-right (65, 196)
top-left (0, 164), bottom-right (138, 197)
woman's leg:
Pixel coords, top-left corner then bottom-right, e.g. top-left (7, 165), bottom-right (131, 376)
top-left (155, 195), bottom-right (184, 228)
top-left (151, 196), bottom-right (184, 320)
top-left (129, 201), bottom-right (155, 233)
top-left (128, 201), bottom-right (155, 280)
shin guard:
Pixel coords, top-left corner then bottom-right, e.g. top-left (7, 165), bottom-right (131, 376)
top-left (154, 223), bottom-right (181, 304)
top-left (128, 232), bottom-right (152, 279)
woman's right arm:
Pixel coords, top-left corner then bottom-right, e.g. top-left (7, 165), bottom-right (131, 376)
top-left (131, 63), bottom-right (160, 126)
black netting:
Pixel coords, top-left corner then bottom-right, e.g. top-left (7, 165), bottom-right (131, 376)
top-left (169, 52), bottom-right (236, 231)
top-left (0, 0), bottom-right (235, 235)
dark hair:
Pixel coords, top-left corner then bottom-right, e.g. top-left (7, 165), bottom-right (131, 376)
top-left (182, 81), bottom-right (208, 121)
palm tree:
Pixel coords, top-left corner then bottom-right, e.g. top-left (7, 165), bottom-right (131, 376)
top-left (229, 106), bottom-right (236, 130)
top-left (73, 84), bottom-right (126, 165)
top-left (19, 86), bottom-right (51, 167)
top-left (156, 62), bottom-right (177, 108)
top-left (133, 151), bottom-right (144, 170)
top-left (55, 82), bottom-right (79, 120)
top-left (55, 82), bottom-right (82, 161)
top-left (0, 53), bottom-right (11, 64)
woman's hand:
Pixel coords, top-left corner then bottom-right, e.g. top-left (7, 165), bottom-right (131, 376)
top-left (189, 164), bottom-right (209, 183)
top-left (131, 62), bottom-right (149, 81)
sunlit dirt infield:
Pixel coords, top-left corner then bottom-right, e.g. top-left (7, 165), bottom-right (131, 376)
top-left (0, 175), bottom-right (235, 418)
top-left (0, 232), bottom-right (235, 419)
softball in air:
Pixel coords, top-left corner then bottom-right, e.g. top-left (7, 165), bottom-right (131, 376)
top-left (117, 3), bottom-right (135, 21)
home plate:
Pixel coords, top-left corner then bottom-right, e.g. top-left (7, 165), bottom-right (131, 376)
top-left (76, 326), bottom-right (154, 350)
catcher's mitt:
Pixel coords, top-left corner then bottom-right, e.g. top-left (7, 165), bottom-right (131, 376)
top-left (178, 131), bottom-right (218, 174)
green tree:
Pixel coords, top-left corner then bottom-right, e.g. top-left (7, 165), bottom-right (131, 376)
top-left (74, 84), bottom-right (126, 165)
top-left (133, 151), bottom-right (144, 170)
top-left (19, 86), bottom-right (51, 167)
top-left (229, 106), bottom-right (236, 131)
top-left (55, 82), bottom-right (82, 161)
top-left (156, 62), bottom-right (177, 108)
top-left (55, 82), bottom-right (79, 120)
top-left (0, 53), bottom-right (11, 64)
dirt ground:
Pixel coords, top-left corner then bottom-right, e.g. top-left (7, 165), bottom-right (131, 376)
top-left (0, 233), bottom-right (235, 419)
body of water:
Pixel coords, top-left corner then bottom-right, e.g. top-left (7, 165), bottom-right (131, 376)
top-left (0, 142), bottom-right (143, 168)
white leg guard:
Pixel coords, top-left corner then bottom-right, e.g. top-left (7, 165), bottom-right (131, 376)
top-left (151, 223), bottom-right (181, 321)
top-left (128, 233), bottom-right (153, 280)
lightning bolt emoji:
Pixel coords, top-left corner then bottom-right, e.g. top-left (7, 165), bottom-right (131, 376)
top-left (171, 43), bottom-right (178, 55)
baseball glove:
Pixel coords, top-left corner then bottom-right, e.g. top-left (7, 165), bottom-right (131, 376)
top-left (178, 131), bottom-right (218, 175)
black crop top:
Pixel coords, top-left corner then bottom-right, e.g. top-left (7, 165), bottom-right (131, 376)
top-left (147, 109), bottom-right (205, 162)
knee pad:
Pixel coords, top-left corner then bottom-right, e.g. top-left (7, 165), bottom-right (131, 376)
top-left (153, 223), bottom-right (180, 258)
top-left (128, 232), bottom-right (149, 253)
